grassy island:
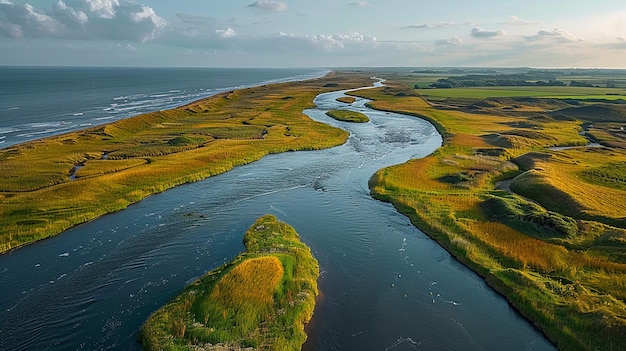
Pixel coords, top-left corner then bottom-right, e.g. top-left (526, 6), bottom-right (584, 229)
top-left (0, 72), bottom-right (373, 254)
top-left (325, 109), bottom-right (369, 123)
top-left (140, 215), bottom-right (319, 351)
top-left (360, 75), bottom-right (626, 351)
top-left (335, 96), bottom-right (356, 104)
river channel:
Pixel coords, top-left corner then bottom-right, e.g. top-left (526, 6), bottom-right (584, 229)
top-left (0, 83), bottom-right (556, 350)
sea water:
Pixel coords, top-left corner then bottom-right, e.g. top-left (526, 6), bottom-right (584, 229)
top-left (0, 66), bottom-right (326, 148)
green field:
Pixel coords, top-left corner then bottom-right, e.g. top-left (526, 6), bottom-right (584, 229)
top-left (140, 215), bottom-right (319, 351)
top-left (418, 86), bottom-right (626, 100)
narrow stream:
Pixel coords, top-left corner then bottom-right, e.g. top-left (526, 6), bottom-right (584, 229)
top-left (0, 84), bottom-right (556, 351)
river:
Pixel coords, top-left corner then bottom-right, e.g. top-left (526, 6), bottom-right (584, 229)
top-left (0, 83), bottom-right (556, 350)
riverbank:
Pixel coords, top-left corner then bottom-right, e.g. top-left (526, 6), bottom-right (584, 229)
top-left (359, 80), bottom-right (626, 350)
top-left (0, 72), bottom-right (374, 254)
top-left (140, 214), bottom-right (319, 350)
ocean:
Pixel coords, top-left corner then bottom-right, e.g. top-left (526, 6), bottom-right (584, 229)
top-left (0, 67), bottom-right (327, 149)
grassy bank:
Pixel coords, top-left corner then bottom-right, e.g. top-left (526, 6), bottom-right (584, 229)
top-left (360, 79), bottom-right (626, 350)
top-left (325, 109), bottom-right (369, 123)
top-left (0, 72), bottom-right (374, 254)
top-left (140, 214), bottom-right (319, 351)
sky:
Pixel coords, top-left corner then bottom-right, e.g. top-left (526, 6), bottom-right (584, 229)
top-left (0, 0), bottom-right (625, 68)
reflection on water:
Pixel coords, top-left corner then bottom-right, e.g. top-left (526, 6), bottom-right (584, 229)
top-left (0, 85), bottom-right (555, 351)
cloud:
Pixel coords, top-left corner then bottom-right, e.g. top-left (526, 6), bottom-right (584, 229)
top-left (470, 27), bottom-right (506, 38)
top-left (0, 1), bottom-right (167, 42)
top-left (85, 0), bottom-right (119, 19)
top-left (348, 1), bottom-right (371, 7)
top-left (247, 1), bottom-right (288, 12)
top-left (401, 21), bottom-right (475, 30)
top-left (0, 3), bottom-right (64, 38)
top-left (524, 28), bottom-right (579, 42)
top-left (216, 27), bottom-right (236, 39)
top-left (504, 16), bottom-right (540, 25)
top-left (435, 37), bottom-right (463, 47)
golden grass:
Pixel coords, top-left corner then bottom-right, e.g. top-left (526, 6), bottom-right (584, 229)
top-left (336, 96), bottom-right (356, 104)
top-left (0, 72), bottom-right (375, 253)
top-left (141, 215), bottom-right (320, 351)
top-left (325, 109), bottom-right (369, 123)
top-left (367, 76), bottom-right (626, 351)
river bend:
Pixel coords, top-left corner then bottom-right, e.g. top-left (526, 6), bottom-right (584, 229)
top-left (0, 83), bottom-right (555, 351)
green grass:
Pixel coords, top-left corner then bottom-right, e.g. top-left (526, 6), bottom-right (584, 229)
top-left (365, 76), bottom-right (626, 351)
top-left (0, 72), bottom-right (375, 253)
top-left (140, 215), bottom-right (319, 351)
top-left (418, 86), bottom-right (626, 100)
top-left (325, 109), bottom-right (369, 123)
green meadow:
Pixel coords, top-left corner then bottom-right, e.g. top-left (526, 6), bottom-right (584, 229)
top-left (140, 215), bottom-right (319, 351)
top-left (358, 76), bottom-right (626, 351)
top-left (417, 86), bottom-right (626, 100)
top-left (0, 72), bottom-right (374, 253)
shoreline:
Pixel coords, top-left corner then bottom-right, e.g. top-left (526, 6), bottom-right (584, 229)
top-left (0, 71), bottom-right (375, 254)
top-left (0, 67), bottom-right (330, 150)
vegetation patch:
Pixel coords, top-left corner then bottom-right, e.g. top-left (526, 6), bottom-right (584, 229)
top-left (140, 215), bottom-right (320, 351)
top-left (364, 72), bottom-right (626, 351)
top-left (325, 109), bottom-right (369, 123)
top-left (0, 72), bottom-right (374, 253)
top-left (336, 96), bottom-right (356, 104)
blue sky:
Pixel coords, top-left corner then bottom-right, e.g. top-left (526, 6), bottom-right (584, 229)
top-left (1, 0), bottom-right (625, 67)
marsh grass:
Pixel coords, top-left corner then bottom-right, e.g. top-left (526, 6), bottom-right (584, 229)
top-left (366, 77), bottom-right (626, 351)
top-left (140, 215), bottom-right (319, 351)
top-left (0, 72), bottom-right (374, 253)
top-left (325, 109), bottom-right (369, 123)
top-left (335, 96), bottom-right (356, 104)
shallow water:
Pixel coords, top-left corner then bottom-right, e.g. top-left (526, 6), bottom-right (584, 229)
top-left (0, 84), bottom-right (556, 350)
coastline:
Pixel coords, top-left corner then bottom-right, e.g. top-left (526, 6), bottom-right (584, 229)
top-left (0, 71), bottom-right (374, 254)
top-left (0, 67), bottom-right (330, 150)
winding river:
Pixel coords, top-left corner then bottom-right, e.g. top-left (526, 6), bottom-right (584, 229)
top-left (0, 83), bottom-right (556, 351)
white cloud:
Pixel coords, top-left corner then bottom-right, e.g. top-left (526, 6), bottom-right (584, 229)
top-left (470, 27), bottom-right (506, 38)
top-left (247, 1), bottom-right (288, 12)
top-left (85, 0), bottom-right (119, 19)
top-left (524, 28), bottom-right (579, 42)
top-left (216, 27), bottom-right (236, 38)
top-left (0, 1), bottom-right (167, 42)
top-left (435, 37), bottom-right (463, 47)
top-left (55, 1), bottom-right (88, 25)
top-left (401, 21), bottom-right (475, 30)
top-left (348, 1), bottom-right (371, 7)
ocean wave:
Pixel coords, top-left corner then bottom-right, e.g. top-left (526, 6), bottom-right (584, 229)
top-left (0, 127), bottom-right (20, 134)
top-left (113, 93), bottom-right (147, 101)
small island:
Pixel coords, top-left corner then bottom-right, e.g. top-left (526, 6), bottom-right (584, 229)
top-left (325, 109), bottom-right (369, 123)
top-left (140, 215), bottom-right (320, 351)
top-left (335, 96), bottom-right (356, 104)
